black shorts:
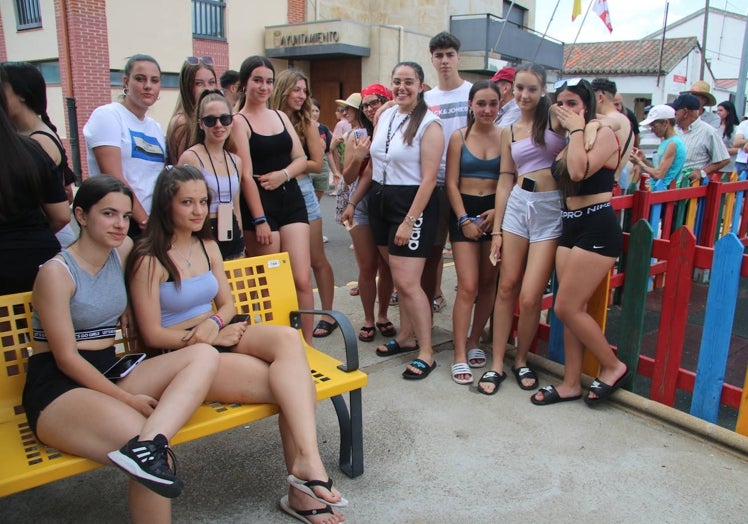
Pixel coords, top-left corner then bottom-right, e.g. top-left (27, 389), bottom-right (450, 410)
top-left (368, 181), bottom-right (438, 258)
top-left (209, 215), bottom-right (245, 260)
top-left (558, 201), bottom-right (622, 257)
top-left (449, 193), bottom-right (495, 243)
top-left (241, 178), bottom-right (308, 231)
top-left (22, 347), bottom-right (119, 439)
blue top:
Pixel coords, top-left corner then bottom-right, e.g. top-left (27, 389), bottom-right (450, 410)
top-left (160, 271), bottom-right (218, 327)
top-left (652, 135), bottom-right (686, 191)
top-left (33, 249), bottom-right (126, 342)
top-left (460, 141), bottom-right (500, 180)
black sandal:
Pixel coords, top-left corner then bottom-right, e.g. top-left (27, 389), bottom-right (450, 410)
top-left (512, 366), bottom-right (538, 390)
top-left (477, 370), bottom-right (506, 395)
top-left (312, 320), bottom-right (339, 338)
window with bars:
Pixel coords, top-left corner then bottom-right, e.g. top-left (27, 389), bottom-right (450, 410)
top-left (192, 0), bottom-right (226, 40)
top-left (14, 0), bottom-right (42, 30)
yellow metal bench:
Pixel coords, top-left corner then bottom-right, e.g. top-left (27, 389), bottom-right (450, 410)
top-left (0, 252), bottom-right (367, 498)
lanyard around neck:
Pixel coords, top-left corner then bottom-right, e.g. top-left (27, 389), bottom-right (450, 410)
top-left (204, 144), bottom-right (232, 204)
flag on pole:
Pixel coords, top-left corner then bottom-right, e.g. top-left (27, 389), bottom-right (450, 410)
top-left (572, 0), bottom-right (582, 21)
top-left (592, 0), bottom-right (613, 32)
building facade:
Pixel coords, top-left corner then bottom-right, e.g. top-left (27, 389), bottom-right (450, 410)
top-left (1, 0), bottom-right (551, 177)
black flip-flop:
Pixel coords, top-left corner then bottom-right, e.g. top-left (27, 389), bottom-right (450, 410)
top-left (375, 339), bottom-right (418, 357)
top-left (584, 366), bottom-right (631, 406)
top-left (402, 358), bottom-right (437, 380)
top-left (312, 320), bottom-right (339, 338)
top-left (375, 321), bottom-right (397, 338)
top-left (477, 370), bottom-right (506, 395)
top-left (512, 365), bottom-right (538, 390)
top-left (531, 385), bottom-right (582, 406)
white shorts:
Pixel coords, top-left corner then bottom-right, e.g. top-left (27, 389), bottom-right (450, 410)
top-left (501, 185), bottom-right (562, 242)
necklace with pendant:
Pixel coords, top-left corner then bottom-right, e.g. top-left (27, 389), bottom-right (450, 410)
top-left (171, 238), bottom-right (194, 267)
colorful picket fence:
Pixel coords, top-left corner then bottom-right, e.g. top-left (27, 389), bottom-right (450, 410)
top-left (540, 173), bottom-right (748, 436)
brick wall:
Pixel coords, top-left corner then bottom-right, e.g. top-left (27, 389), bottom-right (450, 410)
top-left (193, 38), bottom-right (229, 79)
top-left (55, 0), bottom-right (111, 179)
top-left (287, 0), bottom-right (305, 23)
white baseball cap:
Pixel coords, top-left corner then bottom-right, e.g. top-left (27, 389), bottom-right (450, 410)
top-left (640, 104), bottom-right (675, 126)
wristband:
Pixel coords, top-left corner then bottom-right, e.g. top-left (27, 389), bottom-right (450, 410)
top-left (456, 214), bottom-right (469, 229)
top-left (348, 201), bottom-right (357, 208)
top-left (209, 314), bottom-right (224, 329)
top-left (491, 231), bottom-right (503, 236)
top-left (282, 169), bottom-right (290, 182)
top-left (253, 215), bottom-right (267, 225)
top-left (569, 128), bottom-right (584, 136)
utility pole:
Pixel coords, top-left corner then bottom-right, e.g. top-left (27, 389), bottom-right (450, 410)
top-left (700, 0), bottom-right (709, 80)
top-left (735, 9), bottom-right (748, 117)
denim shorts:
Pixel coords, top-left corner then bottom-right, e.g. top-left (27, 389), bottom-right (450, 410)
top-left (298, 175), bottom-right (322, 221)
top-left (501, 185), bottom-right (562, 242)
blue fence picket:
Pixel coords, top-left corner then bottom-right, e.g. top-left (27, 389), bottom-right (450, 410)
top-left (731, 170), bottom-right (747, 235)
top-left (690, 233), bottom-right (744, 423)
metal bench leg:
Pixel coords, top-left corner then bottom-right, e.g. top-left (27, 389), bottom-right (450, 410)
top-left (330, 389), bottom-right (363, 478)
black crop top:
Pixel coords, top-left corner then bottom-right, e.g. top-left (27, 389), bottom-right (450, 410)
top-left (552, 132), bottom-right (621, 196)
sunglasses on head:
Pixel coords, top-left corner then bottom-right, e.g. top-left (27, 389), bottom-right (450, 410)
top-left (186, 56), bottom-right (214, 66)
top-left (554, 78), bottom-right (584, 91)
top-left (201, 114), bottom-right (232, 127)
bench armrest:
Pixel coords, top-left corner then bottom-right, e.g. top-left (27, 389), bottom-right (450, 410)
top-left (290, 310), bottom-right (359, 372)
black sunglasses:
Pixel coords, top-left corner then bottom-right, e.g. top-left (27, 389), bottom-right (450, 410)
top-left (201, 114), bottom-right (232, 127)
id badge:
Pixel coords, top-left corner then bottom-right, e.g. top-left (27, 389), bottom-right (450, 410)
top-left (217, 203), bottom-right (233, 241)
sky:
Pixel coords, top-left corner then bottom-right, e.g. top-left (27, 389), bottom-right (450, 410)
top-left (532, 0), bottom-right (746, 44)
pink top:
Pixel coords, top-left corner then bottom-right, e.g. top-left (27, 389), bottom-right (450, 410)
top-left (510, 127), bottom-right (567, 176)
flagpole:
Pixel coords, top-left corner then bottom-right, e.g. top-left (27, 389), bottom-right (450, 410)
top-left (491, 0), bottom-right (516, 54)
top-left (699, 0), bottom-right (709, 80)
top-left (563, 0), bottom-right (595, 70)
top-left (656, 1), bottom-right (670, 87)
top-left (531, 0), bottom-right (561, 62)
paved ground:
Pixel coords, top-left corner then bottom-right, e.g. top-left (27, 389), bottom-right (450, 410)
top-left (3, 262), bottom-right (748, 523)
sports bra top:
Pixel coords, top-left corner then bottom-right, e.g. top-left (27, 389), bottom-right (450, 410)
top-left (238, 111), bottom-right (292, 176)
top-left (160, 239), bottom-right (219, 327)
top-left (32, 249), bottom-right (126, 342)
top-left (510, 126), bottom-right (567, 176)
top-left (551, 134), bottom-right (620, 196)
top-left (459, 133), bottom-right (500, 180)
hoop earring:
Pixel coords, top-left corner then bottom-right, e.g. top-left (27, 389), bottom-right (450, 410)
top-left (123, 87), bottom-right (128, 96)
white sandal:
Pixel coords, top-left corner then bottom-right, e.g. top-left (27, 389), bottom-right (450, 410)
top-left (451, 363), bottom-right (473, 385)
top-left (467, 348), bottom-right (487, 368)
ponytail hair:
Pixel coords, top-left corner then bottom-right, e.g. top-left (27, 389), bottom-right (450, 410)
top-left (464, 80), bottom-right (500, 140)
top-left (392, 61), bottom-right (428, 146)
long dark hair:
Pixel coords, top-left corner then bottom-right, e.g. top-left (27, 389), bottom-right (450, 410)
top-left (237, 55), bottom-right (275, 109)
top-left (191, 89), bottom-right (235, 151)
top-left (0, 74), bottom-right (46, 221)
top-left (127, 166), bottom-right (213, 288)
top-left (1, 61), bottom-right (60, 135)
top-left (554, 79), bottom-right (598, 198)
top-left (465, 80), bottom-right (500, 140)
top-left (515, 63), bottom-right (550, 146)
top-left (718, 100), bottom-right (739, 139)
top-left (391, 62), bottom-right (429, 146)
top-left (73, 175), bottom-right (132, 228)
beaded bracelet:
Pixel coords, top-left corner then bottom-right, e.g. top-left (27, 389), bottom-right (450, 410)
top-left (404, 215), bottom-right (417, 225)
top-left (209, 314), bottom-right (224, 329)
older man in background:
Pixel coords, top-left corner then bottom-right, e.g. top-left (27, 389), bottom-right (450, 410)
top-left (681, 80), bottom-right (720, 129)
top-left (670, 94), bottom-right (729, 182)
top-left (490, 66), bottom-right (520, 127)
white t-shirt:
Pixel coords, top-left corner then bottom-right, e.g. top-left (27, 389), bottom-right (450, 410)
top-left (84, 102), bottom-right (166, 214)
top-left (735, 120), bottom-right (748, 165)
top-left (424, 80), bottom-right (472, 184)
top-left (370, 106), bottom-right (442, 186)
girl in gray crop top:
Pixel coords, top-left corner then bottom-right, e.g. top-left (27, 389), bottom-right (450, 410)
top-left (23, 175), bottom-right (219, 514)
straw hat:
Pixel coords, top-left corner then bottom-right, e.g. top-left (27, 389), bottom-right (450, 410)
top-left (335, 93), bottom-right (362, 110)
top-left (681, 80), bottom-right (716, 107)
